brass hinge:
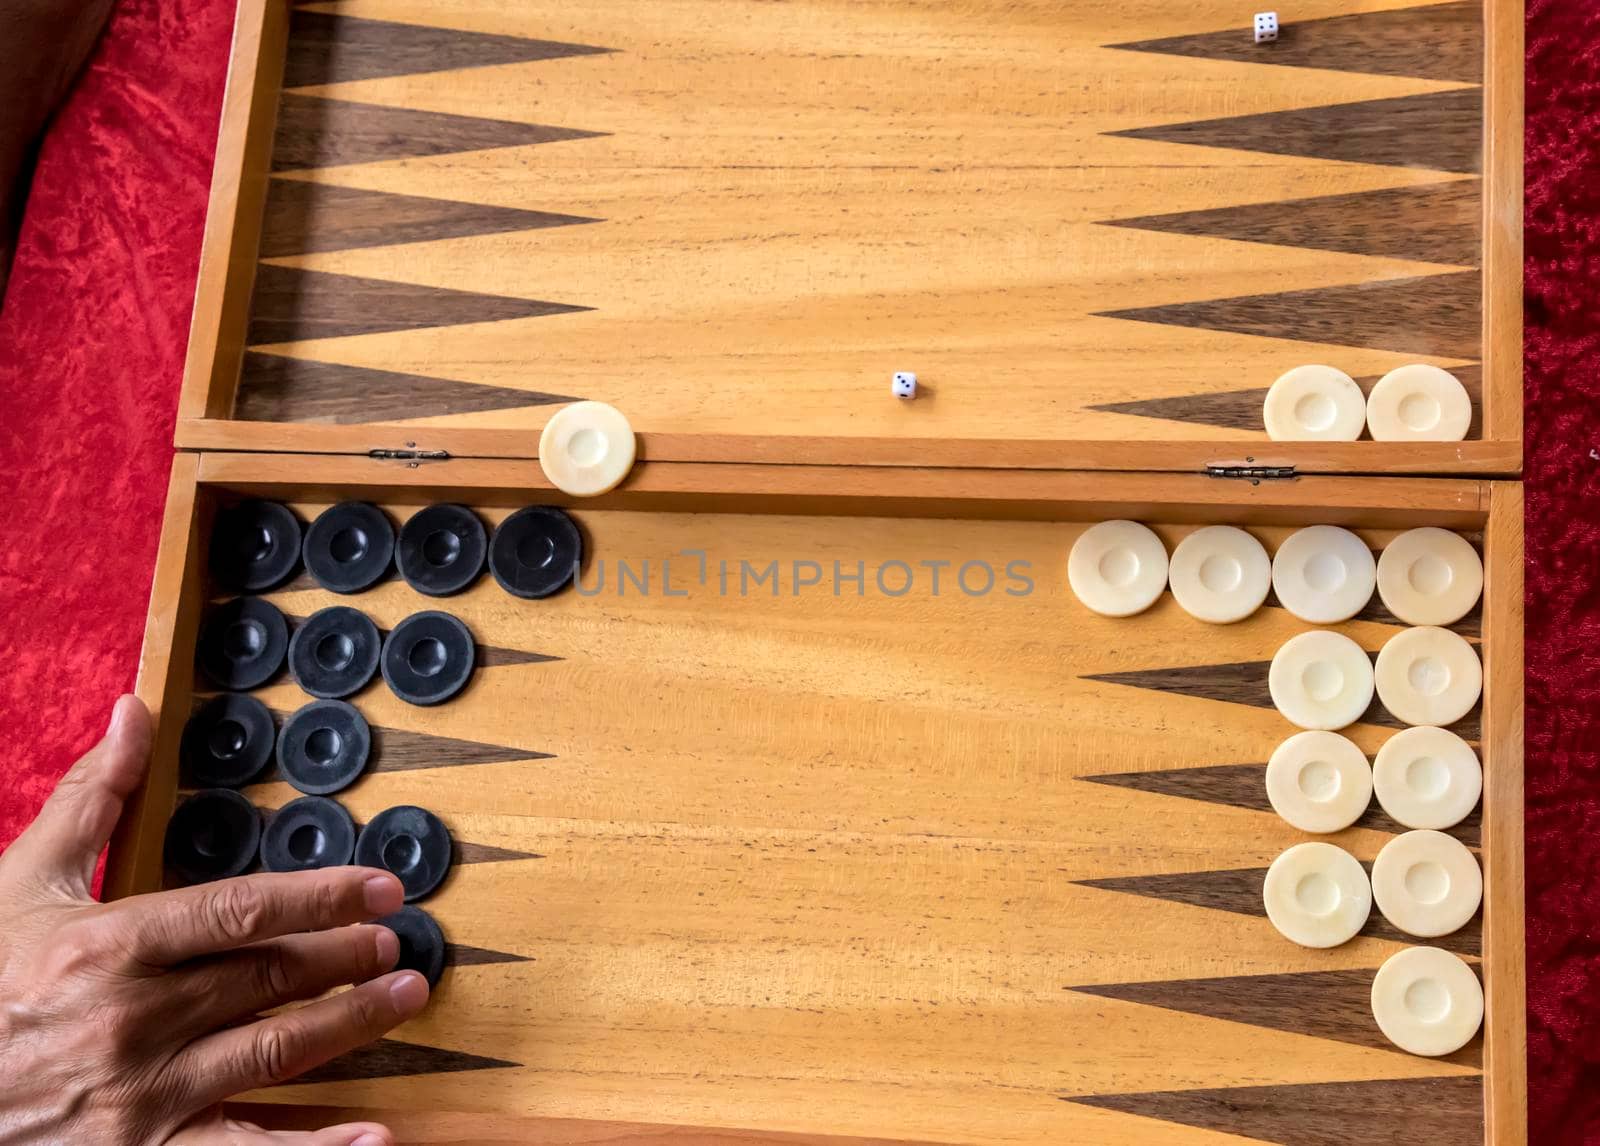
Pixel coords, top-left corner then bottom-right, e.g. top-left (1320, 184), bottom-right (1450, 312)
top-left (1204, 463), bottom-right (1296, 483)
top-left (369, 447), bottom-right (450, 467)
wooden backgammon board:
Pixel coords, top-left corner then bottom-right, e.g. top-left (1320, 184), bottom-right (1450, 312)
top-left (113, 1), bottom-right (1526, 1143)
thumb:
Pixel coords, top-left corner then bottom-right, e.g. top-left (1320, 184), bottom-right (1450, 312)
top-left (5, 695), bottom-right (152, 897)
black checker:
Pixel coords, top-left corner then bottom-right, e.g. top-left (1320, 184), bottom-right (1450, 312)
top-left (198, 597), bottom-right (289, 690)
top-left (288, 605), bottom-right (381, 699)
top-left (181, 694), bottom-right (276, 788)
top-left (211, 500), bottom-right (302, 591)
top-left (397, 504), bottom-right (488, 597)
top-left (376, 905), bottom-right (447, 987)
top-left (488, 506), bottom-right (581, 599)
top-left (259, 796), bottom-right (357, 873)
top-left (354, 805), bottom-right (452, 902)
top-left (380, 611), bottom-right (475, 706)
top-left (164, 789), bottom-right (261, 884)
top-left (303, 502), bottom-right (395, 594)
top-left (276, 699), bottom-right (371, 795)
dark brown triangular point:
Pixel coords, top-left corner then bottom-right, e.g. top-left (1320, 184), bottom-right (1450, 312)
top-left (261, 179), bottom-right (598, 257)
top-left (1102, 180), bottom-right (1480, 266)
top-left (1107, 88), bottom-right (1482, 174)
top-left (248, 264), bottom-right (589, 344)
top-left (288, 1038), bottom-right (519, 1084)
top-left (1080, 763), bottom-right (1481, 846)
top-left (272, 93), bottom-right (604, 172)
top-left (1071, 967), bottom-right (1481, 1064)
top-left (280, 616), bottom-right (563, 675)
top-left (1108, 2), bottom-right (1481, 82)
top-left (1095, 270), bottom-right (1479, 359)
top-left (476, 644), bottom-right (562, 669)
top-left (1086, 364), bottom-right (1484, 441)
top-left (284, 10), bottom-right (611, 89)
top-left (1063, 1076), bottom-right (1482, 1145)
top-left (371, 723), bottom-right (552, 773)
top-left (264, 707), bottom-right (552, 777)
top-left (1262, 582), bottom-right (1484, 640)
top-left (1074, 866), bottom-right (1482, 954)
top-left (455, 840), bottom-right (544, 864)
top-left (1087, 386), bottom-right (1268, 430)
top-left (236, 353), bottom-right (575, 425)
top-left (1083, 660), bottom-right (1481, 738)
top-left (446, 942), bottom-right (532, 967)
top-left (1085, 660), bottom-right (1274, 710)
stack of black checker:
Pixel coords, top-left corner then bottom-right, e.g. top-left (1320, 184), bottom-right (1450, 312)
top-left (168, 498), bottom-right (584, 987)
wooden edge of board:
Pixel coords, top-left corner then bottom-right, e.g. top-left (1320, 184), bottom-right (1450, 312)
top-left (191, 451), bottom-right (1493, 527)
top-left (1481, 480), bottom-right (1527, 1146)
top-left (1481, 0), bottom-right (1524, 458)
top-left (227, 1103), bottom-right (952, 1145)
top-left (104, 454), bottom-right (208, 901)
top-left (175, 0), bottom-right (284, 426)
top-left (174, 418), bottom-right (1525, 476)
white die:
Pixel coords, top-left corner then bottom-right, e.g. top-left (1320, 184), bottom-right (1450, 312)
top-left (1254, 11), bottom-right (1279, 42)
top-left (892, 371), bottom-right (917, 399)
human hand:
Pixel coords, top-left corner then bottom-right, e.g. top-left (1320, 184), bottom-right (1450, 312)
top-left (0, 695), bottom-right (429, 1145)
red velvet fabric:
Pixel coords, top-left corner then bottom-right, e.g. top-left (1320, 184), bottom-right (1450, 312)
top-left (1525, 2), bottom-right (1600, 1141)
top-left (0, 0), bottom-right (1598, 1138)
top-left (0, 0), bottom-right (231, 845)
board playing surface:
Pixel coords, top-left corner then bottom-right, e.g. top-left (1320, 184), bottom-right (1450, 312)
top-left (231, 0), bottom-right (1499, 445)
top-left (191, 502), bottom-right (1493, 1144)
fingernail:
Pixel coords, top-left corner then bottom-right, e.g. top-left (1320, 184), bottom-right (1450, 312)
top-left (107, 697), bottom-right (128, 737)
top-left (372, 924), bottom-right (399, 970)
top-left (389, 971), bottom-right (429, 1015)
top-left (351, 1134), bottom-right (387, 1146)
top-left (363, 873), bottom-right (403, 914)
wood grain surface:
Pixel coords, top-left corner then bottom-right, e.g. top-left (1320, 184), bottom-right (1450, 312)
top-left (186, 0), bottom-right (1516, 460)
top-left (116, 475), bottom-right (1520, 1144)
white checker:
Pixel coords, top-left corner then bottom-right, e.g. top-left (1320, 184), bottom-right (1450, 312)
top-left (1376, 527), bottom-right (1483, 627)
top-left (1373, 726), bottom-right (1482, 830)
top-left (1371, 829), bottom-right (1482, 938)
top-left (1366, 364), bottom-right (1472, 441)
top-left (1262, 365), bottom-right (1365, 441)
top-left (1268, 631), bottom-right (1375, 731)
top-left (1263, 841), bottom-right (1371, 948)
top-left (1271, 525), bottom-right (1377, 624)
top-left (1371, 946), bottom-right (1483, 1057)
top-left (1373, 627), bottom-right (1482, 727)
top-left (1067, 520), bottom-right (1168, 617)
top-left (1265, 730), bottom-right (1372, 833)
top-left (1168, 526), bottom-right (1270, 623)
top-left (538, 401), bottom-right (638, 497)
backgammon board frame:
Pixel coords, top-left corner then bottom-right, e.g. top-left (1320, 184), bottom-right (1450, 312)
top-left (106, 452), bottom-right (1526, 1144)
top-left (171, 0), bottom-right (1524, 475)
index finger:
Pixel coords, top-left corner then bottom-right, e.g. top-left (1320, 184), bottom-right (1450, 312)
top-left (105, 867), bottom-right (404, 967)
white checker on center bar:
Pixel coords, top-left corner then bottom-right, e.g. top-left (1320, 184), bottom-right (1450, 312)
top-left (1265, 730), bottom-right (1372, 833)
top-left (1263, 841), bottom-right (1371, 948)
top-left (1271, 525), bottom-right (1377, 624)
top-left (1372, 726), bottom-right (1482, 830)
top-left (1377, 527), bottom-right (1483, 627)
top-left (1370, 829), bottom-right (1482, 938)
top-left (1067, 520), bottom-right (1168, 617)
top-left (1168, 526), bottom-right (1271, 623)
top-left (1373, 627), bottom-right (1482, 727)
top-left (1366, 364), bottom-right (1472, 442)
top-left (1371, 946), bottom-right (1484, 1057)
top-left (539, 401), bottom-right (638, 497)
top-left (1268, 630), bottom-right (1375, 731)
top-left (1262, 364), bottom-right (1366, 441)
